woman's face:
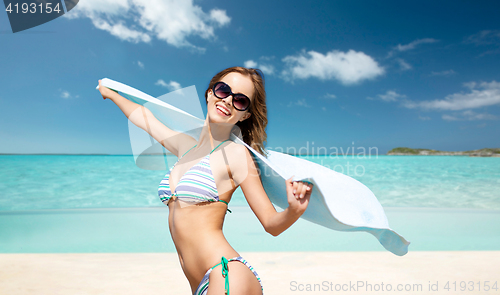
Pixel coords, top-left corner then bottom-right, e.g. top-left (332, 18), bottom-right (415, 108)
top-left (207, 72), bottom-right (253, 125)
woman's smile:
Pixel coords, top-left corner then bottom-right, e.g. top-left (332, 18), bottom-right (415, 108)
top-left (216, 103), bottom-right (231, 116)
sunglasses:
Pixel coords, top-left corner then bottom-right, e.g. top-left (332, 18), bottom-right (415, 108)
top-left (212, 81), bottom-right (251, 111)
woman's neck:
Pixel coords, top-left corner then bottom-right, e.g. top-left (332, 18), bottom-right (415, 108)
top-left (196, 116), bottom-right (233, 150)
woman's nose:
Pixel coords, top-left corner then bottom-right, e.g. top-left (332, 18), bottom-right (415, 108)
top-left (221, 95), bottom-right (233, 106)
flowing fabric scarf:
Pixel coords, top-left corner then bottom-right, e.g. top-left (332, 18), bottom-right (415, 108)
top-left (97, 78), bottom-right (410, 256)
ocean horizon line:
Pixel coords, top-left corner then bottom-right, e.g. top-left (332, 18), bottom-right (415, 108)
top-left (1, 205), bottom-right (499, 214)
top-left (0, 152), bottom-right (492, 157)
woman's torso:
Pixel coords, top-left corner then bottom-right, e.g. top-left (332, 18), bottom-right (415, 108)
top-left (158, 141), bottom-right (240, 290)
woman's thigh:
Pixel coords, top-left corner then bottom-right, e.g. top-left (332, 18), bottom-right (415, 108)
top-left (207, 261), bottom-right (262, 295)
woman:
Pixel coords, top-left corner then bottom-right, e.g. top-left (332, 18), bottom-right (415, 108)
top-left (98, 67), bottom-right (313, 295)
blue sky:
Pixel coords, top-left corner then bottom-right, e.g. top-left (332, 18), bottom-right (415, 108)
top-left (1, 0), bottom-right (499, 155)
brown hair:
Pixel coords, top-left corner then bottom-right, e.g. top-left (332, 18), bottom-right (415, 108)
top-left (205, 66), bottom-right (268, 156)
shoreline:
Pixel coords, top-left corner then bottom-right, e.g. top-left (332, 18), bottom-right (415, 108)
top-left (1, 251), bottom-right (498, 295)
top-left (387, 153), bottom-right (500, 157)
top-left (387, 147), bottom-right (500, 157)
top-left (2, 205), bottom-right (499, 213)
top-left (2, 207), bottom-right (500, 253)
top-left (2, 153), bottom-right (500, 157)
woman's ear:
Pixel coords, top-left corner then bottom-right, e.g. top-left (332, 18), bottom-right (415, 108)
top-left (206, 89), bottom-right (212, 102)
top-left (240, 112), bottom-right (251, 122)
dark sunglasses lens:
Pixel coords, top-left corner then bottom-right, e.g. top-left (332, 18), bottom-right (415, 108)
top-left (233, 94), bottom-right (250, 111)
top-left (214, 83), bottom-right (231, 98)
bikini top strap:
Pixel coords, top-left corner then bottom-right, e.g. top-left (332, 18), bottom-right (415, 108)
top-left (209, 140), bottom-right (229, 154)
top-left (180, 144), bottom-right (197, 158)
top-left (181, 140), bottom-right (227, 159)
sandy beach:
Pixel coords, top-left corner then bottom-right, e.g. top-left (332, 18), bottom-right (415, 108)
top-left (2, 208), bottom-right (499, 294)
top-left (1, 251), bottom-right (498, 295)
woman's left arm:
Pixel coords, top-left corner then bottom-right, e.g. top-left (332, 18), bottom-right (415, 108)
top-left (232, 145), bottom-right (313, 236)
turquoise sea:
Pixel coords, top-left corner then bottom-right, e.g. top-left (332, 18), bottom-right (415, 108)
top-left (1, 155), bottom-right (499, 253)
top-left (1, 154), bottom-right (499, 211)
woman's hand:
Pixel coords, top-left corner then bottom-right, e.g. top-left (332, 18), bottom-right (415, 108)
top-left (285, 176), bottom-right (312, 215)
top-left (97, 79), bottom-right (118, 101)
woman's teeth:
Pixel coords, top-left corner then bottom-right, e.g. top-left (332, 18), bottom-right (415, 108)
top-left (217, 105), bottom-right (230, 116)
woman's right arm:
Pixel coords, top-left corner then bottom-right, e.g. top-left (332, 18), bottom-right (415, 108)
top-left (98, 80), bottom-right (193, 156)
top-left (228, 144), bottom-right (312, 236)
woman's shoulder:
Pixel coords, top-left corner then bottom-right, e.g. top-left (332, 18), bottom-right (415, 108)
top-left (222, 141), bottom-right (256, 171)
top-left (222, 141), bottom-right (257, 184)
top-left (224, 140), bottom-right (251, 157)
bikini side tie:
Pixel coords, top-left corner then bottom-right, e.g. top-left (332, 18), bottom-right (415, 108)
top-left (211, 256), bottom-right (230, 294)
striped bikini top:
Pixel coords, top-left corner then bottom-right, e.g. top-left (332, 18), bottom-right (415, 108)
top-left (158, 140), bottom-right (231, 210)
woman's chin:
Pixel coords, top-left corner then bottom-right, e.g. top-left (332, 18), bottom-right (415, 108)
top-left (208, 111), bottom-right (232, 122)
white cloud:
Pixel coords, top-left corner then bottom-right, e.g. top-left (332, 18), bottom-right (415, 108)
top-left (209, 9), bottom-right (231, 26)
top-left (244, 60), bottom-right (258, 68)
top-left (441, 114), bottom-right (457, 121)
top-left (258, 64), bottom-right (275, 75)
top-left (430, 70), bottom-right (456, 77)
top-left (243, 59), bottom-right (275, 75)
top-left (323, 93), bottom-right (337, 99)
top-left (403, 81), bottom-right (500, 111)
top-left (91, 18), bottom-right (151, 43)
top-left (282, 49), bottom-right (384, 85)
top-left (61, 91), bottom-right (71, 99)
top-left (155, 79), bottom-right (168, 87)
top-left (418, 115), bottom-right (431, 121)
top-left (442, 110), bottom-right (497, 121)
top-left (395, 38), bottom-right (439, 52)
top-left (59, 89), bottom-right (78, 99)
top-left (465, 30), bottom-right (500, 46)
top-left (387, 38), bottom-right (439, 57)
top-left (156, 79), bottom-right (181, 91)
top-left (396, 58), bottom-right (412, 71)
top-left (65, 0), bottom-right (231, 50)
top-left (137, 61), bottom-right (144, 68)
top-left (371, 90), bottom-right (406, 102)
top-left (464, 30), bottom-right (500, 56)
top-left (287, 99), bottom-right (311, 108)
